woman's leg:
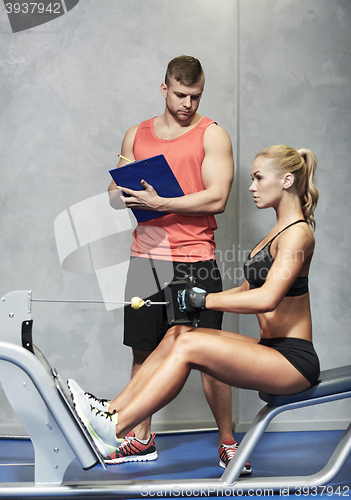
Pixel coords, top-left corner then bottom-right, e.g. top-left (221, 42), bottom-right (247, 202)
top-left (115, 328), bottom-right (311, 438)
top-left (109, 325), bottom-right (259, 413)
top-left (108, 325), bottom-right (189, 412)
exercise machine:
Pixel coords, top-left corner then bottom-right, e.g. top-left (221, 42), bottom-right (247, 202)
top-left (0, 289), bottom-right (350, 497)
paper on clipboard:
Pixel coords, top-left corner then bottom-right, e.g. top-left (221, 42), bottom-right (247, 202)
top-left (109, 154), bottom-right (184, 222)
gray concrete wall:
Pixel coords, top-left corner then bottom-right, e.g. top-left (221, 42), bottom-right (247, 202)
top-left (0, 0), bottom-right (350, 436)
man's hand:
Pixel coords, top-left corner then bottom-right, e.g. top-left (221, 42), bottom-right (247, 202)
top-left (118, 180), bottom-right (164, 211)
top-left (177, 286), bottom-right (208, 313)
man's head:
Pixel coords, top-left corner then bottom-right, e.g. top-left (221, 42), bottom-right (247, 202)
top-left (165, 55), bottom-right (205, 89)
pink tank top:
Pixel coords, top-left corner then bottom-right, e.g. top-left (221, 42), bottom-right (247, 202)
top-left (130, 116), bottom-right (218, 262)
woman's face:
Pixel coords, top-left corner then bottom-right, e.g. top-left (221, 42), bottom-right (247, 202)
top-left (249, 156), bottom-right (285, 210)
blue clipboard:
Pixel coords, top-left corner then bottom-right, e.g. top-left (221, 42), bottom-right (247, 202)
top-left (109, 154), bottom-right (184, 222)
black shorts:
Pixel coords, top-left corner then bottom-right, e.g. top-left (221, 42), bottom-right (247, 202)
top-left (258, 337), bottom-right (320, 385)
top-left (124, 258), bottom-right (223, 351)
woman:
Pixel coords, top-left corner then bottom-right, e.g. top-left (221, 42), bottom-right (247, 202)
top-left (69, 144), bottom-right (320, 470)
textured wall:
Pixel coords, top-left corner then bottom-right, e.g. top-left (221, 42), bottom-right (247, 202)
top-left (0, 0), bottom-right (236, 434)
top-left (237, 0), bottom-right (351, 430)
top-left (0, 0), bottom-right (350, 437)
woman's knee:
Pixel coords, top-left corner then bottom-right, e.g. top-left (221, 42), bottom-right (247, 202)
top-left (158, 325), bottom-right (193, 354)
top-left (164, 325), bottom-right (193, 341)
top-left (172, 329), bottom-right (198, 356)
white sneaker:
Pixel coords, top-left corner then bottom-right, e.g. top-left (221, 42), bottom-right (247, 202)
top-left (68, 379), bottom-right (116, 456)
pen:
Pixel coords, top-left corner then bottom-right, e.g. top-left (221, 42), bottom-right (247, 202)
top-left (116, 153), bottom-right (132, 163)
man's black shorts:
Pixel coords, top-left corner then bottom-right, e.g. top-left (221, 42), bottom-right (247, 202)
top-left (123, 258), bottom-right (223, 351)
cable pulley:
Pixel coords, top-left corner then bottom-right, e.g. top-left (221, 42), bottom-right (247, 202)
top-left (31, 297), bottom-right (168, 310)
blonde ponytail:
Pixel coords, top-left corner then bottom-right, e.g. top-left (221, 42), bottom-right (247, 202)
top-left (297, 148), bottom-right (319, 231)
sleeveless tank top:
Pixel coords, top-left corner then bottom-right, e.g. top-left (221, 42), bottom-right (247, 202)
top-left (130, 116), bottom-right (218, 262)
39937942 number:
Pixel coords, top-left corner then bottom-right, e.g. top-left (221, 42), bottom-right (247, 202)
top-left (5, 3), bottom-right (62, 15)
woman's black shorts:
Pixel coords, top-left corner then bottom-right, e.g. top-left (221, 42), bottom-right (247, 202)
top-left (258, 337), bottom-right (320, 386)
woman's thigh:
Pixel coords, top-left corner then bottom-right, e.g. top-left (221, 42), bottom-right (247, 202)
top-left (166, 325), bottom-right (260, 343)
top-left (175, 329), bottom-right (311, 395)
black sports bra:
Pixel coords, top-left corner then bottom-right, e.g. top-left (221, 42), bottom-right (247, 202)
top-left (243, 220), bottom-right (309, 297)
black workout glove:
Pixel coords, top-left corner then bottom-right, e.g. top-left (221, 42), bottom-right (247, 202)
top-left (177, 286), bottom-right (208, 313)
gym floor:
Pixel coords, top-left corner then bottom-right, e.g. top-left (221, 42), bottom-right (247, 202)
top-left (0, 430), bottom-right (350, 499)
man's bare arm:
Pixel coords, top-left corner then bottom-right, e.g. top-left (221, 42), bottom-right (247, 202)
top-left (108, 125), bottom-right (138, 209)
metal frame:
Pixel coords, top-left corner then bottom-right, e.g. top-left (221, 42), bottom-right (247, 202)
top-left (0, 290), bottom-right (350, 497)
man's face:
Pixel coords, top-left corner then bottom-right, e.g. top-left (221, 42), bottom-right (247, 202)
top-left (161, 77), bottom-right (204, 122)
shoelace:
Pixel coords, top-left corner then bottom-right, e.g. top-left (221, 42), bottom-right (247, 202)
top-left (84, 392), bottom-right (109, 405)
top-left (220, 443), bottom-right (238, 460)
top-left (118, 435), bottom-right (135, 452)
top-left (118, 439), bottom-right (145, 456)
top-left (90, 406), bottom-right (117, 420)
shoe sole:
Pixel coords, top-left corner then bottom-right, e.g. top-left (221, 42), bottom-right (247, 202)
top-left (105, 451), bottom-right (158, 464)
top-left (219, 460), bottom-right (252, 475)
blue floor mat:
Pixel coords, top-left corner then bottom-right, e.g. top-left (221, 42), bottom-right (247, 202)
top-left (0, 430), bottom-right (350, 498)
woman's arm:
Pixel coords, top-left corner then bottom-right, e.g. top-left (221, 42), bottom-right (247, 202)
top-left (206, 226), bottom-right (314, 314)
top-left (218, 280), bottom-right (250, 296)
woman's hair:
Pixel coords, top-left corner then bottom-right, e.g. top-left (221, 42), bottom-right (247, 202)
top-left (255, 145), bottom-right (319, 230)
top-left (165, 55), bottom-right (205, 88)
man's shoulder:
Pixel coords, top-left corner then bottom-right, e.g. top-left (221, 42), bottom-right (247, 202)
top-left (201, 115), bottom-right (215, 123)
top-left (203, 122), bottom-right (233, 158)
top-left (126, 117), bottom-right (155, 133)
top-left (138, 117), bottom-right (155, 126)
top-left (124, 124), bottom-right (139, 141)
top-left (204, 121), bottom-right (230, 140)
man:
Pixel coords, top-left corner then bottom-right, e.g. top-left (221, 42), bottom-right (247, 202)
top-left (104, 55), bottom-right (249, 473)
